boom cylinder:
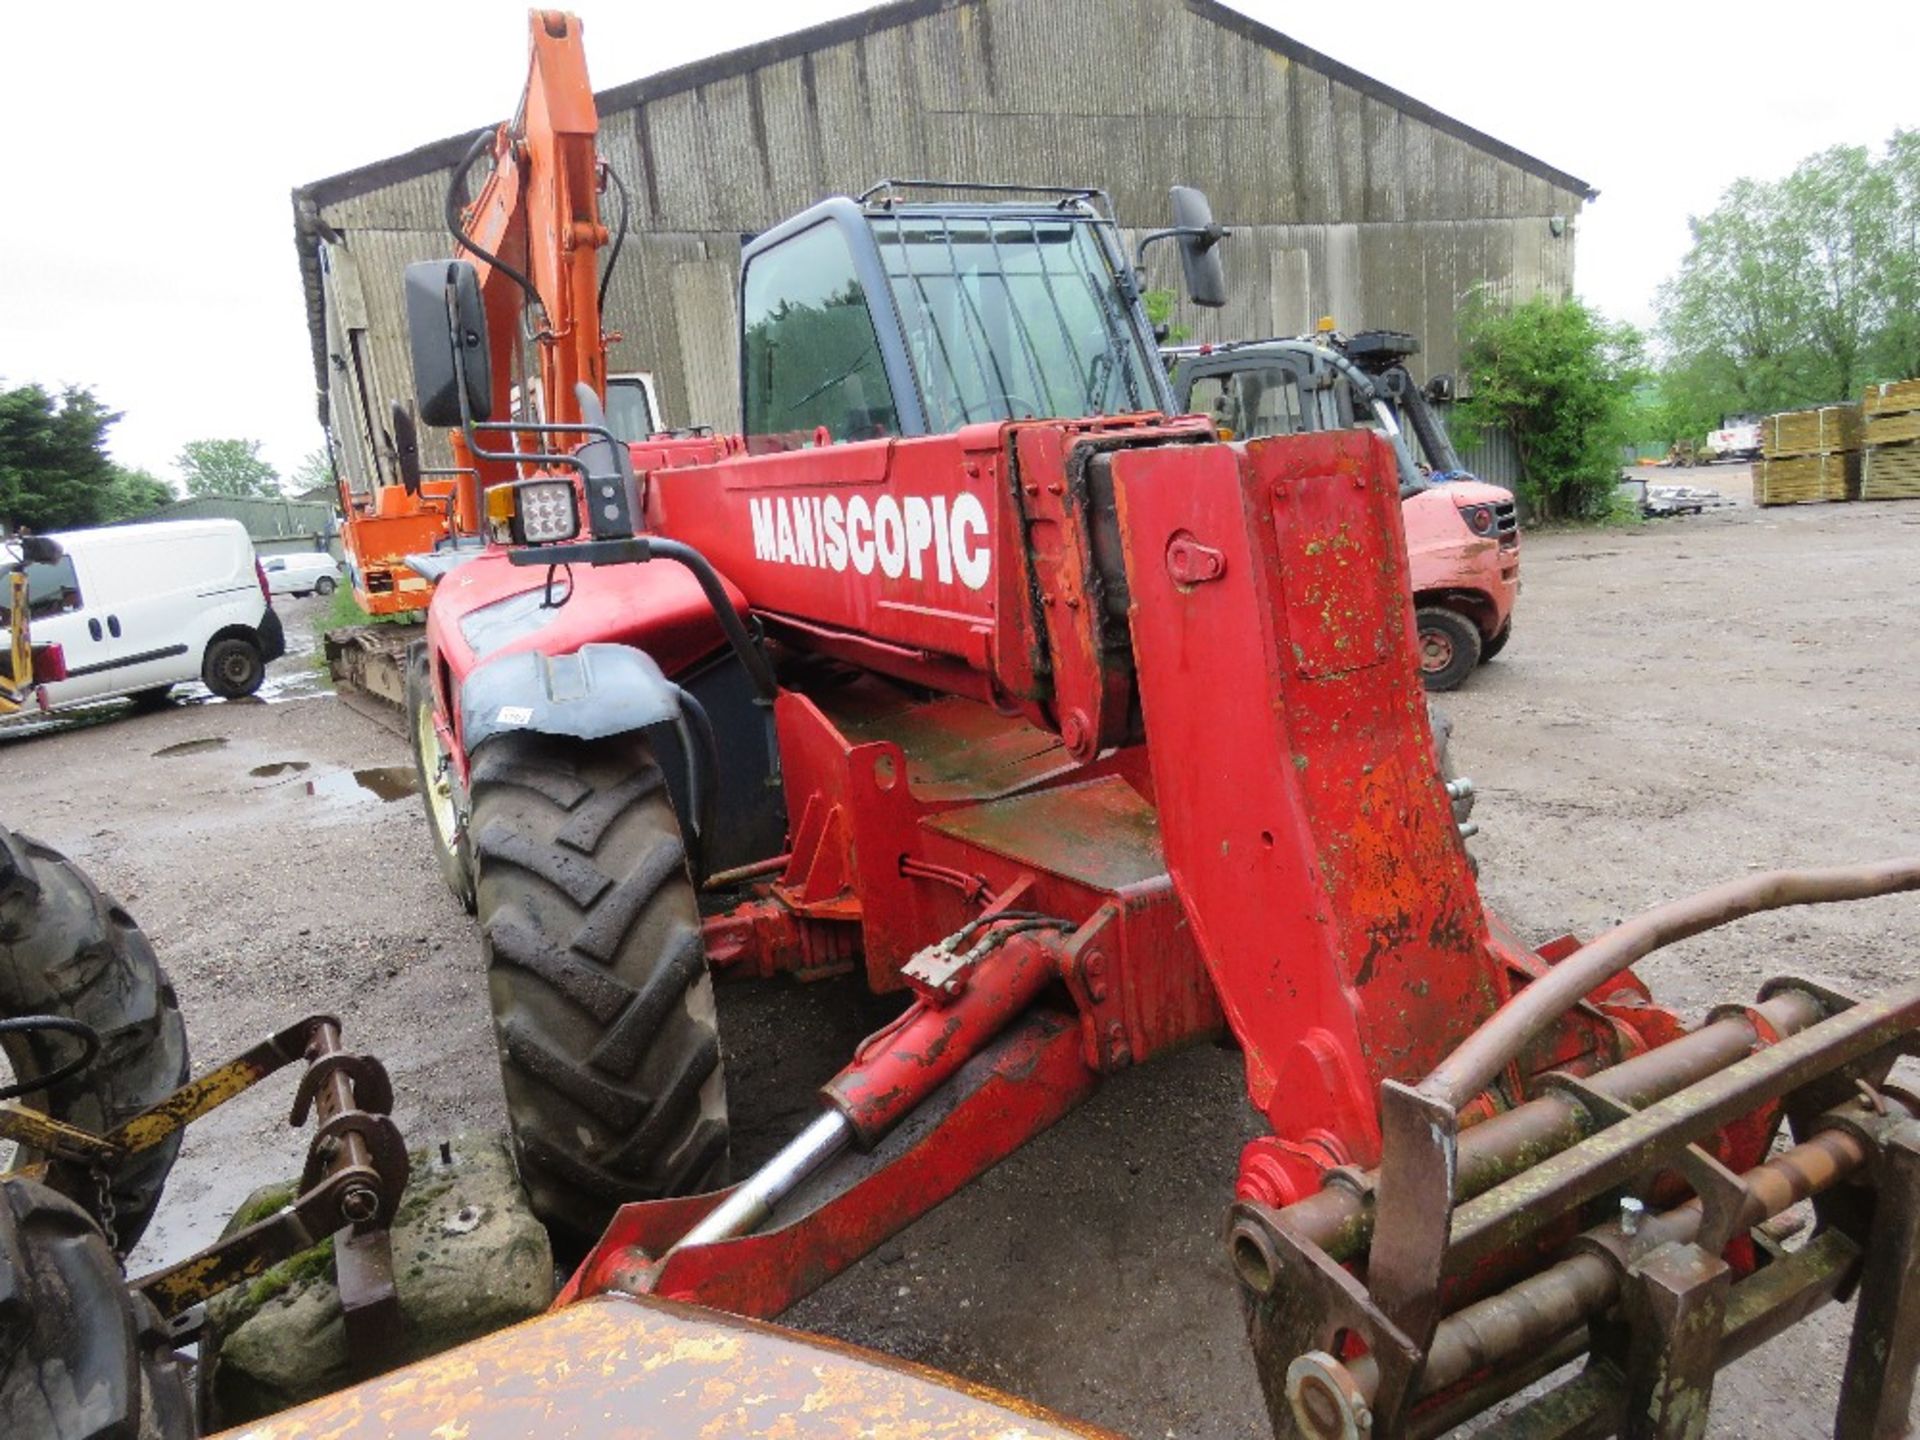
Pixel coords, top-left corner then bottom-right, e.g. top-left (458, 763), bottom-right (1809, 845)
top-left (671, 930), bottom-right (1065, 1252)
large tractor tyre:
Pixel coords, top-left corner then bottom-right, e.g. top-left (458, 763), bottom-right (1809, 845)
top-left (0, 1177), bottom-right (192, 1440)
top-left (470, 731), bottom-right (729, 1248)
top-left (406, 645), bottom-right (475, 914)
top-left (0, 829), bottom-right (188, 1255)
top-left (1414, 607), bottom-right (1482, 693)
top-left (1480, 618), bottom-right (1513, 663)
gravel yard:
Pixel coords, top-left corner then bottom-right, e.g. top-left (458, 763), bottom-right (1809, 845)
top-left (3, 481), bottom-right (1917, 1437)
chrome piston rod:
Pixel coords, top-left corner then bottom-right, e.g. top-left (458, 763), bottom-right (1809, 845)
top-left (673, 1110), bottom-right (853, 1251)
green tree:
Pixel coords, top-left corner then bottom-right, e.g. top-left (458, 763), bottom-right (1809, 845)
top-left (1456, 295), bottom-right (1643, 520)
top-left (175, 438), bottom-right (281, 499)
top-left (99, 465), bottom-right (175, 522)
top-left (1656, 134), bottom-right (1920, 428)
top-left (1868, 128), bottom-right (1920, 382)
top-left (0, 382), bottom-right (123, 531)
top-left (289, 446), bottom-right (334, 495)
top-left (1142, 288), bottom-right (1191, 345)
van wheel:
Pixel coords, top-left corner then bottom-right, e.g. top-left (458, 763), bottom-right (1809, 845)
top-left (314, 577), bottom-right (337, 597)
top-left (470, 730), bottom-right (728, 1250)
top-left (406, 644), bottom-right (474, 913)
top-left (202, 638), bottom-right (264, 699)
top-left (1415, 608), bottom-right (1482, 692)
top-left (1480, 619), bottom-right (1512, 663)
top-left (0, 827), bottom-right (190, 1255)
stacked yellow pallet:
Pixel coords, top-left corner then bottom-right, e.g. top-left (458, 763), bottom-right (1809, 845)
top-left (1761, 405), bottom-right (1862, 456)
top-left (1755, 402), bottom-right (1862, 506)
top-left (1862, 379), bottom-right (1920, 499)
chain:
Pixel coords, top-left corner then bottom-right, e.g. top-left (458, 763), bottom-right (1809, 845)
top-left (91, 1165), bottom-right (121, 1259)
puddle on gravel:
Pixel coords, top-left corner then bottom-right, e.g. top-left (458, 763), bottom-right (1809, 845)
top-left (250, 761), bottom-right (312, 778)
top-left (154, 737), bottom-right (229, 758)
top-left (1, 666), bottom-right (333, 745)
top-left (177, 667), bottom-right (331, 708)
top-left (306, 766), bottom-right (418, 804)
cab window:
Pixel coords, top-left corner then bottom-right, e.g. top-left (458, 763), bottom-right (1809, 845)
top-left (1, 555), bottom-right (83, 624)
top-left (604, 378), bottom-right (657, 442)
top-left (1190, 365), bottom-right (1304, 441)
top-left (742, 221), bottom-right (898, 453)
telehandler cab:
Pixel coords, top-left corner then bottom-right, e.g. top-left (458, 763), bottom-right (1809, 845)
top-left (365, 12), bottom-right (1920, 1437)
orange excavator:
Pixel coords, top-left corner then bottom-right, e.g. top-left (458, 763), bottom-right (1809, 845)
top-left (324, 10), bottom-right (646, 712)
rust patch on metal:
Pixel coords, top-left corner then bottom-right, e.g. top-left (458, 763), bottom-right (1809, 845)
top-left (218, 1292), bottom-right (1123, 1439)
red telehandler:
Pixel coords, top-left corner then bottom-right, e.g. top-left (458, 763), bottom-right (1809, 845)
top-left (308, 12), bottom-right (1920, 1437)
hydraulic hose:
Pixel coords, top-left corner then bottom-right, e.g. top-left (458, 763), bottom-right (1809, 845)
top-left (445, 130), bottom-right (542, 319)
top-left (597, 162), bottom-right (630, 315)
top-left (1425, 856), bottom-right (1920, 1110)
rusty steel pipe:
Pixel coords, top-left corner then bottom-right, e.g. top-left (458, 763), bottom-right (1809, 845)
top-left (1425, 856), bottom-right (1920, 1111)
top-left (1273, 989), bottom-right (1825, 1263)
top-left (1300, 1125), bottom-right (1874, 1428)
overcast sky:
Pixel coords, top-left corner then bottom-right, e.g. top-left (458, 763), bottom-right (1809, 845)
top-left (4, 1), bottom-right (1915, 486)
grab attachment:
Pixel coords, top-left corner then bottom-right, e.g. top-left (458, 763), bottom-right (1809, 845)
top-left (1235, 855), bottom-right (1920, 1438)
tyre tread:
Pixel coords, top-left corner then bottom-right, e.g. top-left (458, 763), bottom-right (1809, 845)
top-left (0, 831), bottom-right (188, 1255)
top-left (471, 733), bottom-right (727, 1245)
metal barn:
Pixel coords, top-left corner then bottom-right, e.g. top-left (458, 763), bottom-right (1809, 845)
top-left (292, 0), bottom-right (1592, 477)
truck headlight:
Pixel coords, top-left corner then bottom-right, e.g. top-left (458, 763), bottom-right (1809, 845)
top-left (1457, 502), bottom-right (1496, 536)
top-left (509, 480), bottom-right (580, 544)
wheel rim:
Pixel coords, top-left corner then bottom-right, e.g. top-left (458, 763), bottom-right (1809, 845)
top-left (416, 697), bottom-right (461, 857)
top-left (221, 652), bottom-right (253, 686)
top-left (1420, 628), bottom-right (1455, 672)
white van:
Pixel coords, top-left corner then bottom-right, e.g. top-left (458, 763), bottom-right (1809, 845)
top-left (262, 552), bottom-right (343, 598)
top-left (3, 519), bottom-right (285, 710)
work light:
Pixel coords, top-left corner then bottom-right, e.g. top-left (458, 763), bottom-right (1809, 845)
top-left (511, 480), bottom-right (580, 545)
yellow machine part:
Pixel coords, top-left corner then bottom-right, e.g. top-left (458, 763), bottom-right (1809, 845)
top-left (2, 569), bottom-right (30, 715)
top-left (214, 1292), bottom-right (1117, 1440)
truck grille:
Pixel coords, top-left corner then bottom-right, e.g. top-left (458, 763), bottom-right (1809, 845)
top-left (1495, 500), bottom-right (1519, 546)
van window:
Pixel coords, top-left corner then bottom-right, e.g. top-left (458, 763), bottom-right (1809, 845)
top-left (742, 221), bottom-right (898, 452)
top-left (1, 555), bottom-right (83, 624)
top-left (264, 557), bottom-right (287, 572)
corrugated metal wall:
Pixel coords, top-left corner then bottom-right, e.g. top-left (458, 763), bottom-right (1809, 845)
top-left (305, 0), bottom-right (1583, 464)
top-left (124, 497), bottom-right (342, 556)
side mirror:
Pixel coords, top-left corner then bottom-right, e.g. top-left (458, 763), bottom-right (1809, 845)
top-left (1169, 186), bottom-right (1229, 309)
top-left (1425, 374), bottom-right (1454, 404)
top-left (18, 535), bottom-right (64, 565)
top-left (404, 260), bottom-right (492, 427)
top-left (390, 403), bottom-right (423, 495)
